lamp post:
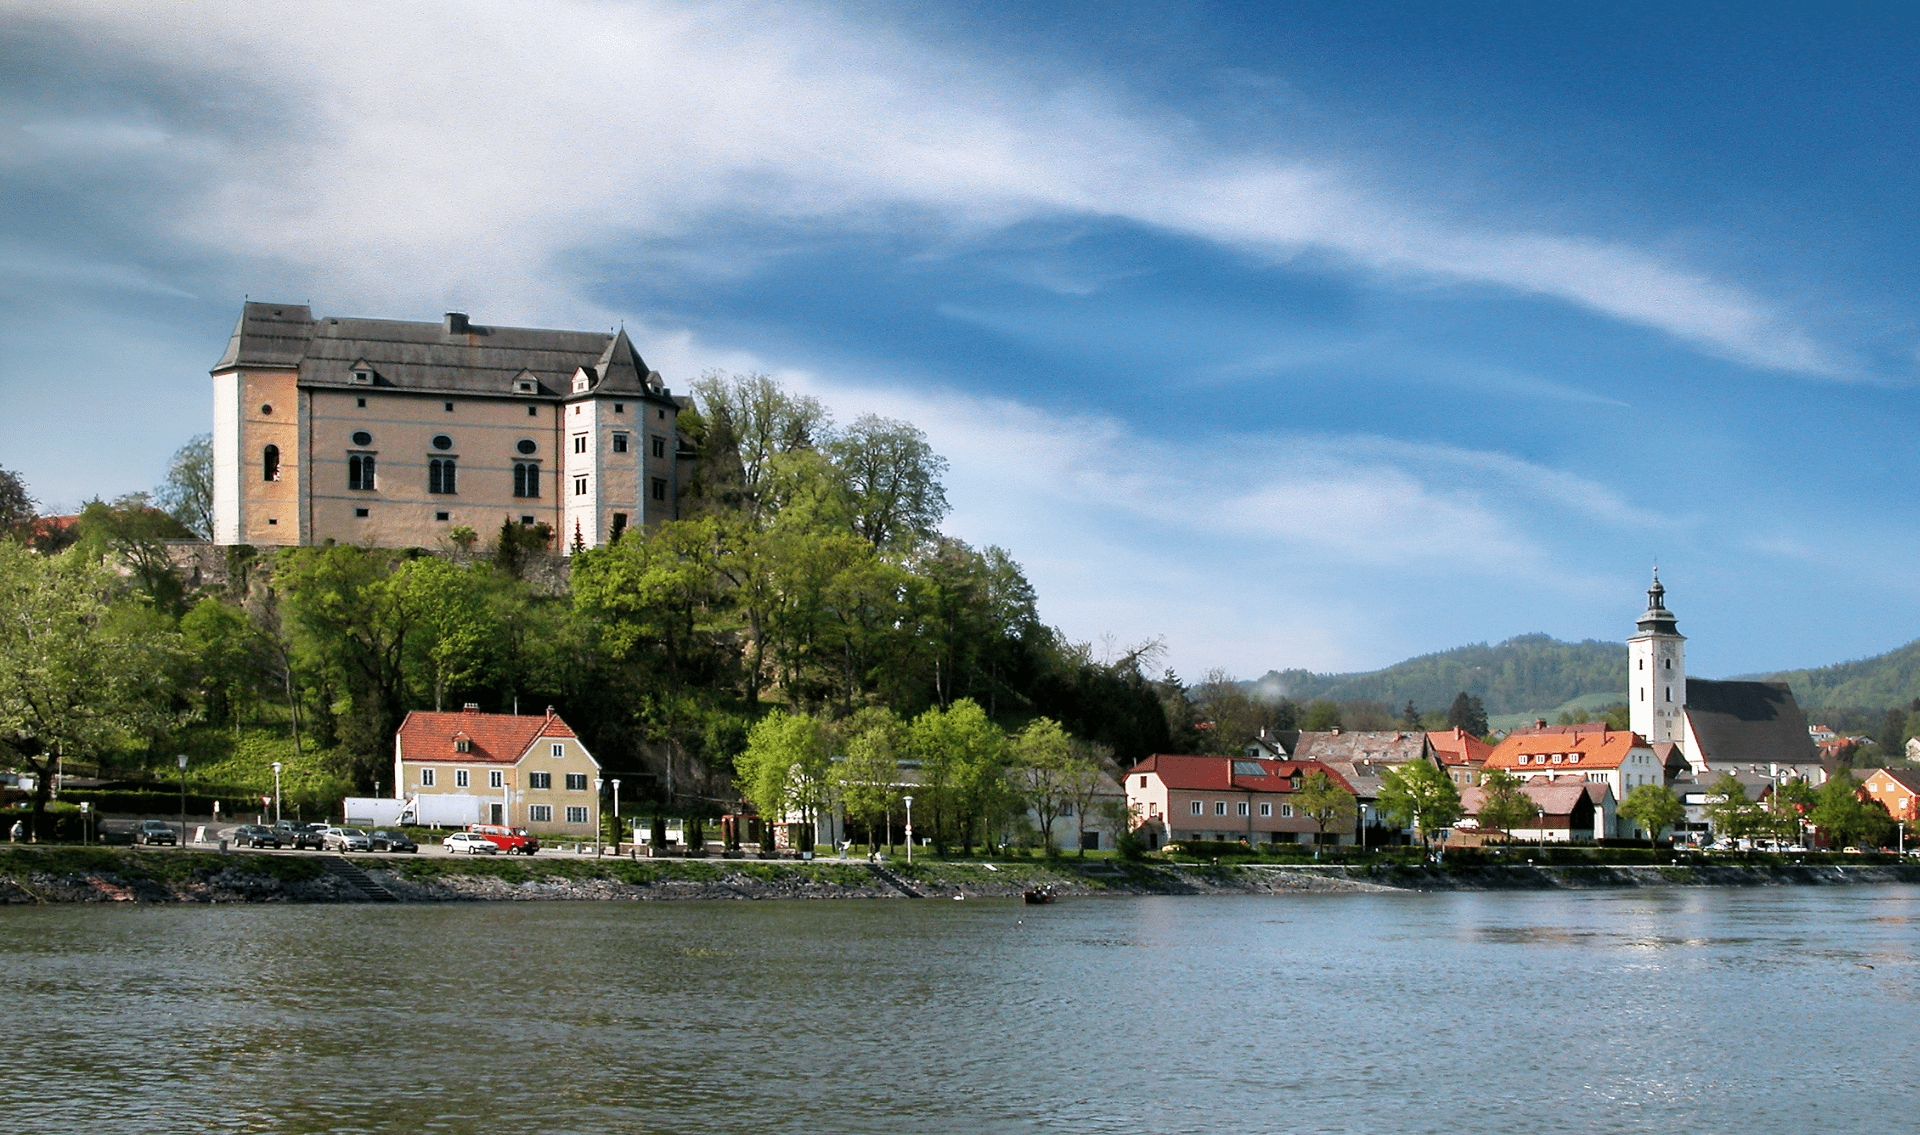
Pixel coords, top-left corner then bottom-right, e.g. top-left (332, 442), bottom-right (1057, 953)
top-left (271, 762), bottom-right (283, 827)
top-left (611, 778), bottom-right (621, 855)
top-left (176, 754), bottom-right (189, 846)
top-left (903, 794), bottom-right (914, 865)
top-left (594, 777), bottom-right (604, 857)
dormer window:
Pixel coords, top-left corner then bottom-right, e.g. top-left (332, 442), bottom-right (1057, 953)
top-left (455, 738), bottom-right (471, 753)
top-left (572, 370), bottom-right (592, 394)
top-left (514, 377), bottom-right (538, 394)
top-left (352, 370), bottom-right (373, 385)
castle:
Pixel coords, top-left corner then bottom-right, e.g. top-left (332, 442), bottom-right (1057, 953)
top-left (210, 302), bottom-right (688, 551)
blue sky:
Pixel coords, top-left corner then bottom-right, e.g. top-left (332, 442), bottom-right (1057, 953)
top-left (3, 0), bottom-right (1919, 687)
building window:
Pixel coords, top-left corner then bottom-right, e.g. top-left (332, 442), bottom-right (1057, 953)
top-left (356, 397), bottom-right (366, 408)
top-left (348, 453), bottom-right (375, 491)
top-left (612, 433), bottom-right (629, 453)
top-left (455, 769), bottom-right (469, 788)
top-left (435, 511), bottom-right (449, 521)
top-left (1280, 804), bottom-right (1294, 818)
top-left (651, 435), bottom-right (666, 459)
top-left (520, 515), bottom-right (535, 525)
top-left (528, 805), bottom-right (553, 822)
top-left (574, 475), bottom-right (588, 496)
top-left (657, 409), bottom-right (665, 419)
top-left (429, 458), bottom-right (457, 494)
top-left (432, 434), bottom-right (453, 451)
top-left (1139, 777), bottom-right (1147, 788)
top-left (650, 477), bottom-right (666, 501)
top-left (1260, 803), bottom-right (1272, 817)
top-left (262, 445), bottom-right (280, 482)
top-left (517, 439), bottom-right (537, 455)
top-left (611, 512), bottom-right (628, 541)
top-left (551, 743), bottom-right (564, 758)
top-left (528, 406), bottom-right (538, 417)
top-left (573, 434), bottom-right (588, 454)
top-left (352, 430), bottom-right (373, 446)
top-left (455, 738), bottom-right (470, 753)
top-left (1061, 803), bottom-right (1074, 817)
top-left (1189, 801), bottom-right (1202, 815)
top-left (565, 806), bottom-right (589, 824)
top-left (1664, 658), bottom-right (1672, 669)
top-left (420, 768), bottom-right (434, 787)
top-left (513, 462), bottom-right (540, 498)
top-left (1214, 801), bottom-right (1227, 816)
top-left (444, 401), bottom-right (453, 412)
top-left (1665, 686), bottom-right (1672, 702)
top-left (489, 770), bottom-right (503, 789)
top-left (565, 773), bottom-right (588, 790)
top-left (528, 772), bottom-right (552, 789)
top-left (354, 507), bottom-right (369, 518)
top-left (614, 403), bottom-right (625, 413)
top-left (261, 404), bottom-right (273, 414)
top-left (1237, 802), bottom-right (1249, 816)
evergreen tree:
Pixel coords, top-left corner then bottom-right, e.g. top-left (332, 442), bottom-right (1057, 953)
top-left (1446, 692), bottom-right (1489, 736)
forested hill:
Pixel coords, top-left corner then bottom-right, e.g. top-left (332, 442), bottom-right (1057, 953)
top-left (1251, 634), bottom-right (1627, 717)
top-left (1747, 638), bottom-right (1920, 712)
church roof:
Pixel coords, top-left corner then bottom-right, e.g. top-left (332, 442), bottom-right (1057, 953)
top-left (212, 302), bottom-right (672, 403)
top-left (1684, 678), bottom-right (1819, 769)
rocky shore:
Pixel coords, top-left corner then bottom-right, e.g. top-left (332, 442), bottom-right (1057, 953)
top-left (4, 846), bottom-right (1919, 904)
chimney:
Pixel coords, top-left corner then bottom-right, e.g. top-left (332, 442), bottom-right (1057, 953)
top-left (445, 312), bottom-right (470, 335)
top-left (1536, 718), bottom-right (1547, 730)
top-left (462, 702), bottom-right (480, 713)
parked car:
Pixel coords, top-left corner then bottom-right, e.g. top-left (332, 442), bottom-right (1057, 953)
top-left (321, 826), bottom-right (373, 852)
top-left (274, 821), bottom-right (326, 850)
top-left (97, 825), bottom-right (135, 846)
top-left (134, 820), bottom-right (178, 846)
top-left (467, 824), bottom-right (540, 855)
top-left (444, 831), bottom-right (499, 855)
top-left (230, 824), bottom-right (282, 849)
top-left (369, 829), bottom-right (418, 853)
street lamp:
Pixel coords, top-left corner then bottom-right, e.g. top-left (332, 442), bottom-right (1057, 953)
top-left (903, 794), bottom-right (914, 865)
top-left (594, 777), bottom-right (604, 857)
top-left (611, 778), bottom-right (622, 855)
top-left (176, 754), bottom-right (189, 846)
top-left (271, 762), bottom-right (283, 827)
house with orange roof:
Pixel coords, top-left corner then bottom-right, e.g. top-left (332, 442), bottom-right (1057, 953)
top-left (1862, 768), bottom-right (1920, 824)
top-left (1125, 754), bottom-right (1360, 849)
top-left (394, 704), bottom-right (602, 835)
top-left (1483, 726), bottom-right (1661, 837)
top-left (1428, 728), bottom-right (1493, 786)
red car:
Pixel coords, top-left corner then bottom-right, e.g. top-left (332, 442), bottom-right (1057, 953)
top-left (468, 824), bottom-right (539, 855)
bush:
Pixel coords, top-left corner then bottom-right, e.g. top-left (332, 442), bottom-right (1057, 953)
top-left (1115, 832), bottom-right (1146, 861)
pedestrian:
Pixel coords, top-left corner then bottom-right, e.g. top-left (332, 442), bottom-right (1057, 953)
top-left (9, 819), bottom-right (23, 844)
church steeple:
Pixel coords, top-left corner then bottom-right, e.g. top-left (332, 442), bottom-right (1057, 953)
top-left (1627, 569), bottom-right (1686, 744)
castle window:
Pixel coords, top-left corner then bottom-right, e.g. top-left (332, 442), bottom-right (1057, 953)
top-left (520, 515), bottom-right (534, 525)
top-left (262, 445), bottom-right (280, 482)
top-left (612, 433), bottom-right (628, 453)
top-left (260, 404), bottom-right (273, 415)
top-left (528, 406), bottom-right (538, 417)
top-left (348, 453), bottom-right (375, 491)
top-left (352, 431), bottom-right (373, 446)
top-left (429, 457), bottom-right (457, 494)
top-left (432, 434), bottom-right (453, 451)
top-left (651, 434), bottom-right (666, 459)
top-left (574, 475), bottom-right (588, 496)
top-left (611, 512), bottom-right (628, 542)
top-left (357, 397), bottom-right (367, 408)
top-left (435, 511), bottom-right (449, 521)
top-left (614, 403), bottom-right (625, 413)
top-left (444, 401), bottom-right (454, 412)
top-left (355, 508), bottom-right (369, 518)
top-left (650, 477), bottom-right (667, 501)
top-left (513, 462), bottom-right (540, 498)
top-left (573, 434), bottom-right (587, 454)
top-left (517, 439), bottom-right (537, 455)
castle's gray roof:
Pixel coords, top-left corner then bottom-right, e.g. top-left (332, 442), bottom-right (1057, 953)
top-left (212, 302), bottom-right (670, 402)
top-left (1686, 678), bottom-right (1820, 769)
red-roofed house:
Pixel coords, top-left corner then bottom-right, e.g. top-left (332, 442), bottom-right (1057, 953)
top-left (1862, 768), bottom-right (1920, 824)
top-left (1483, 726), bottom-right (1660, 813)
top-left (1125, 754), bottom-right (1359, 849)
top-left (1458, 778), bottom-right (1616, 843)
top-left (1428, 728), bottom-right (1493, 786)
top-left (394, 704), bottom-right (601, 835)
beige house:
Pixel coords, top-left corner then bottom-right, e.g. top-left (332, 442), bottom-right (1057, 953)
top-left (394, 706), bottom-right (601, 835)
top-left (1125, 754), bottom-right (1361, 849)
top-left (212, 303), bottom-right (687, 551)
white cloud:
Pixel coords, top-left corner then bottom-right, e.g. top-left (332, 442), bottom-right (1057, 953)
top-left (13, 0), bottom-right (1858, 379)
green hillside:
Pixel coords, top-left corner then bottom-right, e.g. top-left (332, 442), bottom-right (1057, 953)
top-left (1251, 634), bottom-right (1627, 718)
top-left (1750, 638), bottom-right (1920, 712)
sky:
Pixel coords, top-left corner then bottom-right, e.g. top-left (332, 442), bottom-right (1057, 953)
top-left (3, 0), bottom-right (1919, 687)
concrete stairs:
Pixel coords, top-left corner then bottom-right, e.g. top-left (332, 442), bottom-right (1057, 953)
top-left (320, 855), bottom-right (398, 902)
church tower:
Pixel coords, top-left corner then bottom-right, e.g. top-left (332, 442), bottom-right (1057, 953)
top-left (1627, 571), bottom-right (1686, 743)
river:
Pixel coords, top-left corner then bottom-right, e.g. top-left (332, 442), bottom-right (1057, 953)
top-left (2, 886), bottom-right (1916, 1134)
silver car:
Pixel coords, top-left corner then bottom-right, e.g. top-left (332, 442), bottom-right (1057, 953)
top-left (322, 826), bottom-right (373, 852)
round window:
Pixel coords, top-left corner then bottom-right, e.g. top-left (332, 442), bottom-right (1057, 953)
top-left (516, 439), bottom-right (537, 455)
top-left (261, 404), bottom-right (273, 415)
top-left (432, 434), bottom-right (453, 450)
top-left (351, 430), bottom-right (373, 446)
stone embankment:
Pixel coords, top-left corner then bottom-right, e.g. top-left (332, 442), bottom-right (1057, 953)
top-left (3, 847), bottom-right (1918, 904)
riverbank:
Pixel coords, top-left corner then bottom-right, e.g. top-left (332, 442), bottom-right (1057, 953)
top-left (4, 846), bottom-right (1920, 904)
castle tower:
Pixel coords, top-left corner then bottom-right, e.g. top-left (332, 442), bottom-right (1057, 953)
top-left (1627, 571), bottom-right (1686, 744)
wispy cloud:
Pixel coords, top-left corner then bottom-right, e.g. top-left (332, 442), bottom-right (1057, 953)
top-left (12, 0), bottom-right (1863, 380)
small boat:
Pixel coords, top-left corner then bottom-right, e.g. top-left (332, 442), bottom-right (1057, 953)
top-left (1023, 886), bottom-right (1057, 905)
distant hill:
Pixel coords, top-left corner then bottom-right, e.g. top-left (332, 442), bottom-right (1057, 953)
top-left (1251, 634), bottom-right (1627, 719)
top-left (1748, 639), bottom-right (1920, 713)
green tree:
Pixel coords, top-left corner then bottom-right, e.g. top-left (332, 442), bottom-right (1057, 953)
top-left (686, 371), bottom-right (831, 526)
top-left (1294, 769), bottom-right (1357, 845)
top-left (1618, 783), bottom-right (1686, 845)
top-left (0, 465), bottom-right (34, 530)
top-left (907, 698), bottom-right (1008, 854)
top-left (1475, 768), bottom-right (1541, 838)
top-left (1011, 716), bottom-right (1077, 852)
top-left (180, 596), bottom-right (273, 728)
top-left (825, 414), bottom-right (950, 551)
top-left (1446, 692), bottom-right (1489, 737)
top-left (1376, 759), bottom-right (1463, 851)
top-left (0, 544), bottom-right (186, 836)
top-left (736, 710), bottom-right (832, 851)
top-left (1811, 768), bottom-right (1893, 849)
top-left (396, 557), bottom-right (498, 711)
top-left (835, 707), bottom-right (904, 852)
top-left (156, 433), bottom-right (214, 538)
top-left (1705, 773), bottom-right (1763, 841)
top-left (71, 494), bottom-right (195, 615)
top-left (1301, 698), bottom-right (1343, 732)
